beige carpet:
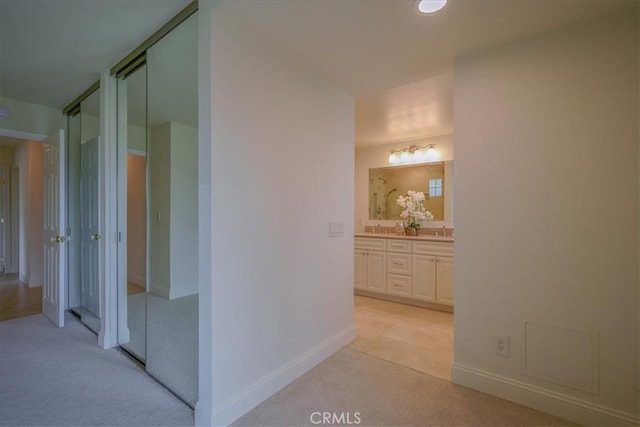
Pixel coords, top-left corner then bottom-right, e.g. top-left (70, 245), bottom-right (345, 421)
top-left (0, 313), bottom-right (193, 426)
top-left (233, 348), bottom-right (575, 427)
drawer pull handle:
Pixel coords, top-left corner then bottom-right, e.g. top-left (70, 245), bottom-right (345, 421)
top-left (392, 244), bottom-right (402, 248)
top-left (393, 262), bottom-right (403, 266)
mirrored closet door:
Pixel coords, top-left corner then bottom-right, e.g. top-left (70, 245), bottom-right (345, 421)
top-left (117, 12), bottom-right (198, 407)
top-left (117, 62), bottom-right (148, 362)
top-left (67, 88), bottom-right (101, 334)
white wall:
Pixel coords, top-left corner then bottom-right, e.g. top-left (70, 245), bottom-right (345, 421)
top-left (0, 96), bottom-right (61, 136)
top-left (149, 122), bottom-right (171, 297)
top-left (169, 122), bottom-right (198, 299)
top-left (148, 121), bottom-right (198, 299)
top-left (196, 3), bottom-right (355, 424)
top-left (15, 140), bottom-right (44, 287)
top-left (453, 10), bottom-right (639, 426)
top-left (355, 135), bottom-right (454, 231)
top-left (127, 124), bottom-right (146, 153)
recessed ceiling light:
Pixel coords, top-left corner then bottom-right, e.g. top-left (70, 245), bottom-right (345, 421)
top-left (417, 0), bottom-right (447, 14)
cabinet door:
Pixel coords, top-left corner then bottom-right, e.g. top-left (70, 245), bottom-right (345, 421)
top-left (354, 250), bottom-right (367, 290)
top-left (436, 256), bottom-right (454, 306)
top-left (412, 255), bottom-right (436, 302)
top-left (366, 251), bottom-right (387, 293)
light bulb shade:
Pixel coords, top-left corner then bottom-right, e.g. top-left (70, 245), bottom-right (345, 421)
top-left (425, 147), bottom-right (440, 161)
top-left (417, 0), bottom-right (447, 14)
top-left (388, 152), bottom-right (399, 164)
top-left (412, 148), bottom-right (426, 162)
top-left (400, 151), bottom-right (411, 163)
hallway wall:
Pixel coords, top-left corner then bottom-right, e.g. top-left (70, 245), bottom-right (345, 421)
top-left (15, 141), bottom-right (44, 287)
top-left (197, 2), bottom-right (355, 424)
top-left (0, 96), bottom-right (61, 136)
top-left (453, 9), bottom-right (638, 425)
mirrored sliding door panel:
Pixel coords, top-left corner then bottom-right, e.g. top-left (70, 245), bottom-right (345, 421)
top-left (79, 90), bottom-right (100, 333)
top-left (145, 13), bottom-right (198, 406)
top-left (117, 63), bottom-right (148, 362)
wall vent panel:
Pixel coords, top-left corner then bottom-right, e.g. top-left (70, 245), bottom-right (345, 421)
top-left (524, 322), bottom-right (598, 394)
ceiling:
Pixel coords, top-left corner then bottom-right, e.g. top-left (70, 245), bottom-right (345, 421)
top-left (214, 0), bottom-right (635, 147)
top-left (0, 0), bottom-right (191, 109)
top-left (355, 72), bottom-right (453, 147)
top-left (0, 0), bottom-right (636, 146)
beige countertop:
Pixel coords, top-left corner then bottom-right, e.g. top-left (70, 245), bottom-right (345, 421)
top-left (354, 232), bottom-right (454, 243)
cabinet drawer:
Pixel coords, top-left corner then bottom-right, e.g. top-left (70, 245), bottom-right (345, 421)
top-left (354, 237), bottom-right (386, 251)
top-left (387, 274), bottom-right (412, 298)
top-left (386, 240), bottom-right (411, 253)
top-left (387, 253), bottom-right (412, 275)
top-left (412, 241), bottom-right (453, 257)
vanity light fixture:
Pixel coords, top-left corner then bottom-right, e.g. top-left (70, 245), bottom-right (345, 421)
top-left (388, 144), bottom-right (440, 165)
top-left (417, 0), bottom-right (447, 14)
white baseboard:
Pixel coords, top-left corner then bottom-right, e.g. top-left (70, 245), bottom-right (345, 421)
top-left (200, 324), bottom-right (356, 427)
top-left (126, 272), bottom-right (145, 287)
top-left (194, 401), bottom-right (211, 427)
top-left (452, 363), bottom-right (639, 426)
top-left (149, 283), bottom-right (169, 298)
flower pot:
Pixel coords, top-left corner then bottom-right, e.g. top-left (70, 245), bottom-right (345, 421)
top-left (405, 228), bottom-right (418, 236)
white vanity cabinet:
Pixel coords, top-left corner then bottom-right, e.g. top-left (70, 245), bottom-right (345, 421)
top-left (412, 241), bottom-right (454, 306)
top-left (435, 256), bottom-right (454, 306)
top-left (354, 234), bottom-right (454, 309)
top-left (386, 239), bottom-right (412, 298)
top-left (354, 238), bottom-right (387, 294)
top-left (412, 254), bottom-right (436, 302)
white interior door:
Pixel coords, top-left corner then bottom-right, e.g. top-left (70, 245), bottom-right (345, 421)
top-left (43, 129), bottom-right (66, 327)
top-left (81, 137), bottom-right (100, 317)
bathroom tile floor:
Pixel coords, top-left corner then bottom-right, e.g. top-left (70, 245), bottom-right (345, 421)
top-left (348, 295), bottom-right (453, 380)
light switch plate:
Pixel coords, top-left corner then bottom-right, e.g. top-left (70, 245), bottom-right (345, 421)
top-left (328, 222), bottom-right (344, 238)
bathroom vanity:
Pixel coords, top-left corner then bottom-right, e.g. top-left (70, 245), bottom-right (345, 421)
top-left (354, 233), bottom-right (454, 311)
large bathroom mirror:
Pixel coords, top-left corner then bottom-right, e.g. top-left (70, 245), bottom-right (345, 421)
top-left (369, 161), bottom-right (453, 221)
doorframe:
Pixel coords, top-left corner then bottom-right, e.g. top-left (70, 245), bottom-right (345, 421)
top-left (98, 70), bottom-right (119, 349)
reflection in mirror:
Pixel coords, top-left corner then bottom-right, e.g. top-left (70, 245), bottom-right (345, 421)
top-left (79, 90), bottom-right (101, 333)
top-left (67, 112), bottom-right (81, 316)
top-left (118, 63), bottom-right (148, 362)
top-left (369, 161), bottom-right (453, 221)
top-left (145, 12), bottom-right (198, 407)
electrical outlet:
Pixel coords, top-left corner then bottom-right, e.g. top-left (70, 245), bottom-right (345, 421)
top-left (495, 335), bottom-right (510, 357)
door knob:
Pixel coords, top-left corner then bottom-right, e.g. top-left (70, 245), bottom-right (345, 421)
top-left (53, 236), bottom-right (66, 243)
top-left (90, 234), bottom-right (101, 241)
